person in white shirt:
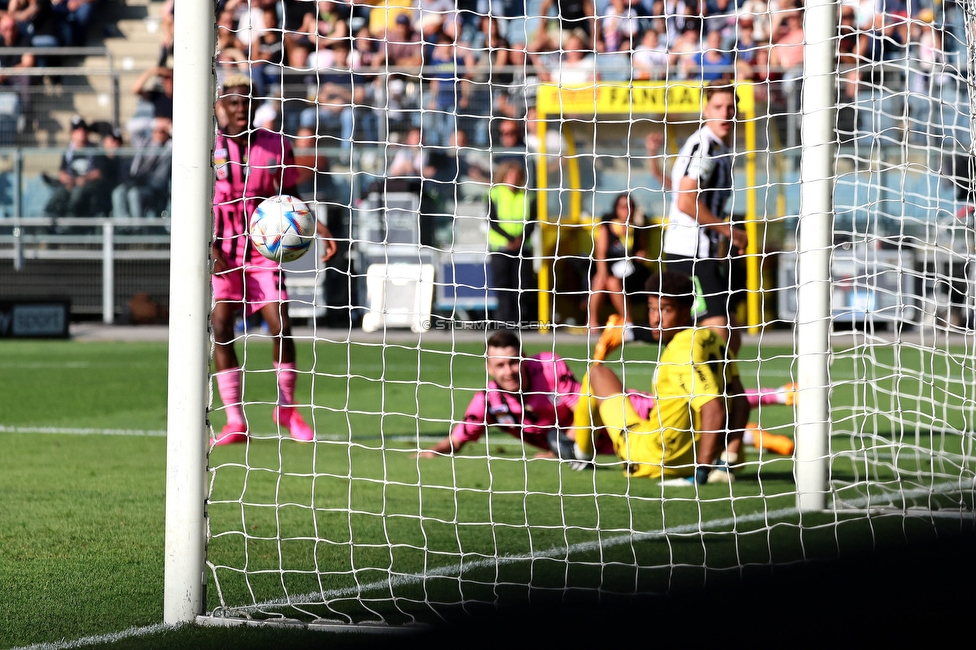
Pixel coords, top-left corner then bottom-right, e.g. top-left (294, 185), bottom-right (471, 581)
top-left (649, 84), bottom-right (747, 355)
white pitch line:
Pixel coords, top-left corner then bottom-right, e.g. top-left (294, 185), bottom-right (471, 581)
top-left (9, 623), bottom-right (177, 650)
top-left (209, 478), bottom-right (976, 617)
top-left (10, 480), bottom-right (975, 648)
top-left (0, 425), bottom-right (447, 445)
top-left (0, 425), bottom-right (167, 437)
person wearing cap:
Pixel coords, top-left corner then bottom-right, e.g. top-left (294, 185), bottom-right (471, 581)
top-left (43, 115), bottom-right (111, 225)
top-left (377, 12), bottom-right (424, 68)
top-left (96, 125), bottom-right (126, 217)
top-left (210, 73), bottom-right (337, 447)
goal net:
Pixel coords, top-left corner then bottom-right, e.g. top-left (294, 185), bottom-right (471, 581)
top-left (164, 0), bottom-right (976, 629)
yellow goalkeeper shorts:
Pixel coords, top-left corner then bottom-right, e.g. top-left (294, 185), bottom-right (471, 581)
top-left (598, 395), bottom-right (697, 479)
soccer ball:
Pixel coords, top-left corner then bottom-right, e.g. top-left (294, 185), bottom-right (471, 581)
top-left (249, 194), bottom-right (316, 263)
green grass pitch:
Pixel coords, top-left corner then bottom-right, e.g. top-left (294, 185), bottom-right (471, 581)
top-left (1, 336), bottom-right (974, 649)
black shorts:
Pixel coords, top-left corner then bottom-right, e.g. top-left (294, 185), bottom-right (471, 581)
top-left (664, 256), bottom-right (746, 322)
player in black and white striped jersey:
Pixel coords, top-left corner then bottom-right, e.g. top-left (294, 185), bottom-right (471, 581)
top-left (659, 83), bottom-right (747, 356)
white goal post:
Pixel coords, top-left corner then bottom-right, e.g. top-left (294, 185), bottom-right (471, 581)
top-left (795, 0), bottom-right (834, 511)
top-left (163, 0), bottom-right (214, 624)
top-left (163, 0), bottom-right (976, 629)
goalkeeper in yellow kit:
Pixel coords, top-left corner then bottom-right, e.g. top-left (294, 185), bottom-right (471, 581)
top-left (573, 270), bottom-right (751, 484)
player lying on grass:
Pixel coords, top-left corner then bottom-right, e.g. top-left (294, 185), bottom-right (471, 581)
top-left (571, 270), bottom-right (763, 484)
top-left (594, 314), bottom-right (797, 412)
top-left (590, 313), bottom-right (796, 458)
top-left (417, 328), bottom-right (792, 465)
top-left (417, 330), bottom-right (623, 462)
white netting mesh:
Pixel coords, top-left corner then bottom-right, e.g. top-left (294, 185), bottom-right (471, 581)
top-left (198, 0), bottom-right (976, 627)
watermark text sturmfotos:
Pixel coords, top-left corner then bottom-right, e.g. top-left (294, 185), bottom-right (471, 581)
top-left (420, 320), bottom-right (555, 331)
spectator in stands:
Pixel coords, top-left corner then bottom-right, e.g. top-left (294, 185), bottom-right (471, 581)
top-left (424, 31), bottom-right (473, 147)
top-left (496, 39), bottom-right (545, 122)
top-left (632, 27), bottom-right (668, 80)
top-left (97, 124), bottom-right (124, 217)
top-left (302, 1), bottom-right (354, 70)
top-left (849, 9), bottom-right (909, 146)
top-left (292, 125), bottom-right (334, 201)
top-left (347, 24), bottom-right (382, 144)
top-left (907, 7), bottom-right (948, 146)
top-left (702, 0), bottom-right (736, 41)
top-left (216, 3), bottom-right (246, 53)
top-left (837, 5), bottom-right (860, 99)
top-left (537, 0), bottom-right (601, 52)
top-left (601, 0), bottom-right (641, 53)
top-left (215, 7), bottom-right (248, 90)
top-left (657, 0), bottom-right (698, 49)
top-left (550, 30), bottom-right (598, 86)
top-left (378, 12), bottom-right (424, 68)
top-left (246, 0), bottom-right (286, 95)
top-left (0, 13), bottom-right (34, 116)
top-left (7, 0), bottom-right (61, 64)
top-left (465, 14), bottom-right (514, 147)
top-left (415, 0), bottom-right (457, 45)
top-left (493, 117), bottom-right (528, 171)
top-left (669, 24), bottom-right (701, 81)
top-left (768, 9), bottom-right (805, 86)
top-left (738, 0), bottom-right (771, 43)
top-left (376, 12), bottom-right (424, 130)
top-left (111, 117), bottom-right (172, 222)
top-left (731, 14), bottom-right (771, 100)
top-left (586, 192), bottom-right (651, 331)
top-left (282, 0), bottom-right (316, 69)
top-left (386, 126), bottom-right (427, 179)
top-left (691, 26), bottom-right (734, 82)
top-left (299, 41), bottom-right (366, 158)
top-left (366, 1), bottom-right (411, 39)
top-left (158, 0), bottom-right (174, 66)
top-left (44, 115), bottom-right (110, 222)
top-left (50, 0), bottom-right (98, 47)
top-left (424, 127), bottom-right (490, 203)
top-left (131, 66), bottom-right (174, 122)
top-left (595, 32), bottom-right (634, 81)
top-left (253, 86), bottom-right (281, 131)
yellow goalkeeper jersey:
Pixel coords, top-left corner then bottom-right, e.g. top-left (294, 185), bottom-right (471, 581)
top-left (599, 327), bottom-right (738, 478)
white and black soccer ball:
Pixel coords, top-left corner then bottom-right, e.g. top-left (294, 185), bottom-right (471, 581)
top-left (249, 194), bottom-right (316, 263)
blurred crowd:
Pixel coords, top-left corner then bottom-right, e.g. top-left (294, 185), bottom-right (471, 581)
top-left (211, 0), bottom-right (957, 154)
top-left (0, 0), bottom-right (104, 49)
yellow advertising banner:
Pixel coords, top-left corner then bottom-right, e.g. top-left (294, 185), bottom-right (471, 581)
top-left (536, 82), bottom-right (755, 117)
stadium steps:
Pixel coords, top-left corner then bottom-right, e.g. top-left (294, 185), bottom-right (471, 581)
top-left (34, 0), bottom-right (164, 149)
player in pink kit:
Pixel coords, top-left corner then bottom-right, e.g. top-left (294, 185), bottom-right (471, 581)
top-left (212, 74), bottom-right (337, 446)
top-left (418, 330), bottom-right (636, 461)
top-left (417, 328), bottom-right (793, 465)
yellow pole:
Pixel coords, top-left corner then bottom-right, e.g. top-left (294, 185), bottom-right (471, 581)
top-left (537, 117), bottom-right (550, 331)
top-left (744, 103), bottom-right (761, 334)
top-left (736, 85), bottom-right (761, 334)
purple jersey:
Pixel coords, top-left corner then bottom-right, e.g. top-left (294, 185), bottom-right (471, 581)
top-left (213, 129), bottom-right (299, 268)
top-left (452, 352), bottom-right (581, 450)
top-left (450, 352), bottom-right (650, 456)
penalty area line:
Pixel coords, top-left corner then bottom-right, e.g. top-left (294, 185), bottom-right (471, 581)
top-left (10, 623), bottom-right (178, 650)
top-left (0, 425), bottom-right (167, 437)
top-left (0, 425), bottom-right (442, 444)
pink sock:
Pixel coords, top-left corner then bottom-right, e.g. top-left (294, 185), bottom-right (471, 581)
top-left (216, 367), bottom-right (245, 425)
top-left (746, 387), bottom-right (784, 408)
top-left (275, 361), bottom-right (297, 408)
